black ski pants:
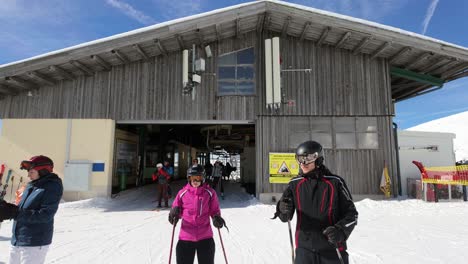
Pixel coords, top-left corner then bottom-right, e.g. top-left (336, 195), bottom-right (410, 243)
top-left (176, 238), bottom-right (215, 264)
top-left (295, 248), bottom-right (349, 264)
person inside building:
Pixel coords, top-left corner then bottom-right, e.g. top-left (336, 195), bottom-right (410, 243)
top-left (273, 141), bottom-right (358, 264)
top-left (152, 163), bottom-right (171, 208)
top-left (211, 161), bottom-right (223, 191)
top-left (168, 165), bottom-right (227, 264)
top-left (163, 161), bottom-right (174, 198)
top-left (0, 155), bottom-right (63, 264)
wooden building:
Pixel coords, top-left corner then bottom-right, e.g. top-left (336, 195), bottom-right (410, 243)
top-left (1, 0), bottom-right (467, 200)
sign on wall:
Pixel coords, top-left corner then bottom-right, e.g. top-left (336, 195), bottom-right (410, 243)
top-left (269, 153), bottom-right (300, 183)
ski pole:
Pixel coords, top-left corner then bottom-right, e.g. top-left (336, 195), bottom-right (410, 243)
top-left (9, 175), bottom-right (15, 202)
top-left (168, 222), bottom-right (177, 264)
top-left (287, 220), bottom-right (295, 264)
top-left (335, 247), bottom-right (344, 264)
top-left (217, 228), bottom-right (228, 264)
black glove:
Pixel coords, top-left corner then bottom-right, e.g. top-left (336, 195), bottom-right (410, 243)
top-left (212, 215), bottom-right (226, 229)
top-left (168, 207), bottom-right (180, 225)
top-left (323, 225), bottom-right (346, 247)
top-left (0, 200), bottom-right (19, 221)
top-left (278, 197), bottom-right (294, 222)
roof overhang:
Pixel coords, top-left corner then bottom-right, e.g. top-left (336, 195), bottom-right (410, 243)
top-left (1, 0), bottom-right (467, 102)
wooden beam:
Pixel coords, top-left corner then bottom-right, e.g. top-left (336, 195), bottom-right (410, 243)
top-left (5, 76), bottom-right (37, 90)
top-left (176, 34), bottom-right (184, 49)
top-left (419, 56), bottom-right (449, 74)
top-left (389, 46), bottom-right (411, 64)
top-left (352, 36), bottom-right (372, 55)
top-left (215, 24), bottom-right (221, 41)
top-left (70, 60), bottom-right (94, 76)
top-left (335, 32), bottom-right (351, 49)
top-left (262, 13), bottom-right (271, 33)
top-left (91, 55), bottom-right (112, 71)
top-left (392, 81), bottom-right (419, 93)
top-left (446, 70), bottom-right (468, 82)
top-left (281, 16), bottom-right (291, 38)
top-left (256, 13), bottom-right (265, 33)
top-left (111, 50), bottom-right (130, 64)
top-left (27, 71), bottom-right (56, 86)
top-left (49, 65), bottom-right (75, 80)
top-left (299, 22), bottom-right (312, 41)
top-left (370, 41), bottom-right (391, 59)
top-left (155, 39), bottom-right (167, 55)
top-left (441, 61), bottom-right (468, 79)
top-left (427, 58), bottom-right (458, 75)
top-left (236, 18), bottom-right (241, 38)
top-left (404, 52), bottom-right (434, 69)
top-left (317, 26), bottom-right (331, 46)
top-left (133, 44), bottom-right (149, 61)
top-left (196, 29), bottom-right (204, 46)
top-left (0, 84), bottom-right (17, 95)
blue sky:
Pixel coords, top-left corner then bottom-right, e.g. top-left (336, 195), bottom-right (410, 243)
top-left (0, 0), bottom-right (467, 129)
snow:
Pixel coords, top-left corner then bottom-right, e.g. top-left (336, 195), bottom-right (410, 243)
top-left (408, 110), bottom-right (468, 161)
top-left (1, 180), bottom-right (468, 264)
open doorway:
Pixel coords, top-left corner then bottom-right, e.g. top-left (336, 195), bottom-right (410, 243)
top-left (112, 123), bottom-right (256, 198)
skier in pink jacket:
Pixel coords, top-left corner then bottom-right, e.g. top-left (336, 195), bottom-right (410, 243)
top-left (169, 165), bottom-right (226, 264)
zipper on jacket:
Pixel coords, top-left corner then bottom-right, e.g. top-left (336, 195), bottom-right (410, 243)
top-left (199, 197), bottom-right (203, 216)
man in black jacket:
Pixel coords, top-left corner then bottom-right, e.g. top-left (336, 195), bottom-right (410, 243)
top-left (0, 155), bottom-right (63, 264)
top-left (274, 141), bottom-right (358, 264)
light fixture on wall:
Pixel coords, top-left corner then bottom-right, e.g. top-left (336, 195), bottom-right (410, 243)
top-left (27, 90), bottom-right (33, 97)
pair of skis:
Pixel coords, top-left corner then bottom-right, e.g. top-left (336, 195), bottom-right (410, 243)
top-left (0, 164), bottom-right (13, 200)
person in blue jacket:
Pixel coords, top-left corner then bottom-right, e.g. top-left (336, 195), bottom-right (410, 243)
top-left (0, 155), bottom-right (63, 264)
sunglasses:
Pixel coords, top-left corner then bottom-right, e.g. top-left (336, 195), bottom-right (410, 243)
top-left (295, 152), bottom-right (319, 165)
top-left (189, 175), bottom-right (203, 182)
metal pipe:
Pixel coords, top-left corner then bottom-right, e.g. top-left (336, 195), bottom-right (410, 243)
top-left (393, 122), bottom-right (402, 196)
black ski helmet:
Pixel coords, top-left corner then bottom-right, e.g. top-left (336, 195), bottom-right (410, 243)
top-left (187, 164), bottom-right (205, 182)
top-left (295, 140), bottom-right (324, 166)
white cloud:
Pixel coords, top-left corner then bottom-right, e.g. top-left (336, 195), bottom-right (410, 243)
top-left (105, 0), bottom-right (156, 25)
top-left (421, 0), bottom-right (439, 35)
top-left (153, 0), bottom-right (203, 19)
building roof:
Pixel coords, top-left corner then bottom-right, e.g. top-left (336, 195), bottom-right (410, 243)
top-left (0, 0), bottom-right (467, 101)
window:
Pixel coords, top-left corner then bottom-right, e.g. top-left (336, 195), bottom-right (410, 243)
top-left (336, 117), bottom-right (379, 149)
top-left (218, 48), bottom-right (255, 95)
top-left (288, 117), bottom-right (378, 150)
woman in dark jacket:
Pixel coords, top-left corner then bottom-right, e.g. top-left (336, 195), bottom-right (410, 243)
top-left (274, 141), bottom-right (358, 264)
top-left (0, 155), bottom-right (63, 264)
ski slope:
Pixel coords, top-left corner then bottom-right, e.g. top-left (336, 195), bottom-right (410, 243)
top-left (1, 181), bottom-right (467, 264)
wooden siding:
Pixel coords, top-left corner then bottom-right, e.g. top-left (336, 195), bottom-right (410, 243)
top-left (0, 32), bottom-right (397, 195)
top-left (256, 116), bottom-right (398, 195)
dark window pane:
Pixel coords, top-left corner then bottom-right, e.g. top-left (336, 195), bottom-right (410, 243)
top-left (237, 66), bottom-right (254, 80)
top-left (335, 117), bottom-right (355, 132)
top-left (218, 53), bottom-right (236, 66)
top-left (236, 81), bottom-right (255, 94)
top-left (218, 66), bottom-right (236, 79)
top-left (218, 81), bottom-right (237, 95)
top-left (237, 48), bottom-right (254, 64)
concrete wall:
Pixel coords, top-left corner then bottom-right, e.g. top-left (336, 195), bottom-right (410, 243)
top-left (0, 119), bottom-right (115, 201)
top-left (398, 130), bottom-right (456, 196)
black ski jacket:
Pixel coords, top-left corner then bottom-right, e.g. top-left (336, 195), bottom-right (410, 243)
top-left (276, 169), bottom-right (358, 254)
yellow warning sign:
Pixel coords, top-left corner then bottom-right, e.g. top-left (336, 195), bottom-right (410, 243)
top-left (269, 153), bottom-right (300, 183)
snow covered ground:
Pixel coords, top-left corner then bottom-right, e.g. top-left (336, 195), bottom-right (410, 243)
top-left (1, 181), bottom-right (467, 264)
top-left (408, 110), bottom-right (468, 161)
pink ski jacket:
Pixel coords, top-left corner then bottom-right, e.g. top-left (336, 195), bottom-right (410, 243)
top-left (172, 183), bottom-right (221, 241)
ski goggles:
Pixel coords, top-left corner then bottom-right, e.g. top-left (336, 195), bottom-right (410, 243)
top-left (295, 152), bottom-right (319, 165)
top-left (188, 175), bottom-right (203, 182)
top-left (20, 160), bottom-right (34, 171)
